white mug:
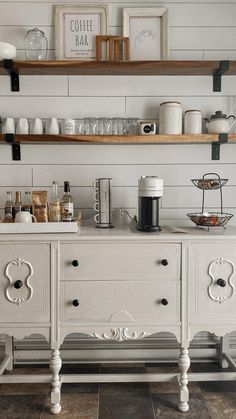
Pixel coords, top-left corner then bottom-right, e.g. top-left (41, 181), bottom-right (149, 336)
top-left (46, 118), bottom-right (60, 135)
top-left (15, 211), bottom-right (37, 223)
top-left (30, 118), bottom-right (44, 134)
top-left (2, 118), bottom-right (15, 134)
top-left (62, 119), bottom-right (76, 135)
top-left (16, 118), bottom-right (29, 134)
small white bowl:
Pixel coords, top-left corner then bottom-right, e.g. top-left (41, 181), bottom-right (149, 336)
top-left (0, 42), bottom-right (16, 59)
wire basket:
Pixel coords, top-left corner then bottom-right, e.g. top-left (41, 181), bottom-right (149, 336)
top-left (187, 212), bottom-right (233, 227)
top-left (191, 178), bottom-right (228, 190)
top-left (187, 172), bottom-right (233, 229)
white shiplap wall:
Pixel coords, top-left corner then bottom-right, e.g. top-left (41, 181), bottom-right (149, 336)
top-left (0, 0), bottom-right (236, 223)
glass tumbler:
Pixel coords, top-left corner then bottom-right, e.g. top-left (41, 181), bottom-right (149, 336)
top-left (24, 27), bottom-right (48, 60)
top-left (76, 119), bottom-right (84, 135)
top-left (126, 118), bottom-right (138, 135)
top-left (112, 118), bottom-right (127, 135)
top-left (84, 118), bottom-right (98, 135)
top-left (98, 118), bottom-right (113, 135)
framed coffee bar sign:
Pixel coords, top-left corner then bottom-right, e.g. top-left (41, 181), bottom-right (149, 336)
top-left (55, 5), bottom-right (108, 60)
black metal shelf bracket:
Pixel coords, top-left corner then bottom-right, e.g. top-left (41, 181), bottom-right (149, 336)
top-left (213, 60), bottom-right (230, 92)
top-left (211, 133), bottom-right (228, 160)
top-left (5, 133), bottom-right (21, 161)
top-left (3, 59), bottom-right (19, 92)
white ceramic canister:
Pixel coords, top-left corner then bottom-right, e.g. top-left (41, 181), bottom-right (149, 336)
top-left (159, 102), bottom-right (182, 134)
top-left (184, 110), bottom-right (202, 134)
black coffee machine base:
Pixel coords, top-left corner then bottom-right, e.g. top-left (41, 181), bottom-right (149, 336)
top-left (137, 225), bottom-right (161, 232)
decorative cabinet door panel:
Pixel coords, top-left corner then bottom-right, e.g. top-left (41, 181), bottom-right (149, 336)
top-left (61, 242), bottom-right (181, 281)
top-left (0, 243), bottom-right (50, 323)
top-left (190, 243), bottom-right (236, 323)
top-left (60, 280), bottom-right (180, 324)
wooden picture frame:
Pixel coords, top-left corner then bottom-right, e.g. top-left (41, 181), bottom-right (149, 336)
top-left (123, 8), bottom-right (168, 61)
top-left (55, 4), bottom-right (108, 60)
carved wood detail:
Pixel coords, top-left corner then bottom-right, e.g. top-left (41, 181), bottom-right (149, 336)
top-left (5, 257), bottom-right (34, 305)
top-left (208, 257), bottom-right (235, 304)
top-left (92, 327), bottom-right (146, 342)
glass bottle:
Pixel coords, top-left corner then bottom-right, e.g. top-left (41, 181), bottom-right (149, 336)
top-left (12, 191), bottom-right (23, 219)
top-left (24, 27), bottom-right (48, 61)
top-left (4, 191), bottom-right (14, 222)
top-left (22, 191), bottom-right (32, 213)
top-left (61, 181), bottom-right (74, 222)
top-left (50, 181), bottom-right (61, 222)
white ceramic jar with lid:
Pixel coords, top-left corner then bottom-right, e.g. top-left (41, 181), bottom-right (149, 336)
top-left (184, 110), bottom-right (202, 134)
top-left (159, 102), bottom-right (182, 134)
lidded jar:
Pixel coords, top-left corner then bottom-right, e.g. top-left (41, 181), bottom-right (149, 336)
top-left (159, 101), bottom-right (182, 134)
top-left (24, 27), bottom-right (48, 60)
top-left (184, 110), bottom-right (202, 134)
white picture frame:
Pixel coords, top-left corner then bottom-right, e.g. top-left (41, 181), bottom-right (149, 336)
top-left (123, 8), bottom-right (168, 61)
top-left (55, 4), bottom-right (108, 60)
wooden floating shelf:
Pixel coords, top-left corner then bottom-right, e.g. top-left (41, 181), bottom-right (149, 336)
top-left (1, 60), bottom-right (236, 76)
top-left (1, 134), bottom-right (236, 144)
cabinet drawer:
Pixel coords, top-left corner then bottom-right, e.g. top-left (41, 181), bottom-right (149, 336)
top-left (0, 243), bottom-right (50, 323)
top-left (190, 243), bottom-right (236, 322)
top-left (60, 280), bottom-right (180, 324)
top-left (60, 242), bottom-right (181, 281)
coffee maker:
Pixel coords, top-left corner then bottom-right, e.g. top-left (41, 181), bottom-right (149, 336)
top-left (137, 176), bottom-right (163, 232)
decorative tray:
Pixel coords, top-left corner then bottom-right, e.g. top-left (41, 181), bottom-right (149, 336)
top-left (0, 221), bottom-right (79, 234)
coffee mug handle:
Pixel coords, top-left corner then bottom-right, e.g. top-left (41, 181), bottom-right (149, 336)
top-left (93, 179), bottom-right (98, 190)
top-left (31, 214), bottom-right (37, 223)
top-left (93, 202), bottom-right (99, 211)
top-left (94, 213), bottom-right (100, 223)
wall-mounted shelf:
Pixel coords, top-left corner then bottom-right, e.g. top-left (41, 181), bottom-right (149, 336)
top-left (1, 133), bottom-right (236, 144)
top-left (0, 133), bottom-right (236, 144)
top-left (1, 134), bottom-right (235, 160)
top-left (0, 59), bottom-right (235, 91)
top-left (1, 59), bottom-right (236, 76)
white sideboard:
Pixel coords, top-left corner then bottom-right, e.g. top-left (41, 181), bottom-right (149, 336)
top-left (0, 225), bottom-right (236, 414)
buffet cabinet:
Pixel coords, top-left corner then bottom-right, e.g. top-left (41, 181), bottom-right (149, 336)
top-left (0, 227), bottom-right (236, 414)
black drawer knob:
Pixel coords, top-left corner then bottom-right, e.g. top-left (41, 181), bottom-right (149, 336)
top-left (217, 278), bottom-right (226, 287)
top-left (72, 260), bottom-right (79, 267)
top-left (14, 280), bottom-right (23, 289)
top-left (72, 299), bottom-right (80, 307)
top-left (161, 298), bottom-right (168, 306)
top-left (161, 259), bottom-right (168, 266)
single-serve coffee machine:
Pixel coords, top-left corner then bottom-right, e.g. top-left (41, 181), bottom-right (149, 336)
top-left (137, 176), bottom-right (163, 232)
top-left (93, 178), bottom-right (113, 228)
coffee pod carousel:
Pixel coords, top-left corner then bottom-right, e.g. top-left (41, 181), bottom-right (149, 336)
top-left (187, 172), bottom-right (233, 230)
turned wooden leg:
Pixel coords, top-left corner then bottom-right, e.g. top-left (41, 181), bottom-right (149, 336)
top-left (178, 347), bottom-right (190, 413)
top-left (50, 349), bottom-right (62, 414)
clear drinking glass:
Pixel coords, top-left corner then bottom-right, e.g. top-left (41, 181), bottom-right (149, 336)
top-left (24, 27), bottom-right (48, 60)
top-left (84, 118), bottom-right (98, 135)
top-left (126, 118), bottom-right (138, 135)
top-left (112, 118), bottom-right (127, 135)
top-left (76, 119), bottom-right (84, 135)
top-left (98, 118), bottom-right (113, 135)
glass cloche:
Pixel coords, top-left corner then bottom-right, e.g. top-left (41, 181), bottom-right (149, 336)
top-left (24, 27), bottom-right (48, 60)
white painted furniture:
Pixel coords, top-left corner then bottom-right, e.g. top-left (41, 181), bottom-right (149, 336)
top-left (0, 225), bottom-right (236, 414)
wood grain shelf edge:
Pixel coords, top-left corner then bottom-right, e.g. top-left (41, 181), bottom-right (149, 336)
top-left (1, 134), bottom-right (236, 144)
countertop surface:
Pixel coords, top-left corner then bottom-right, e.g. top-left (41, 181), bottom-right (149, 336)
top-left (1, 221), bottom-right (236, 241)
